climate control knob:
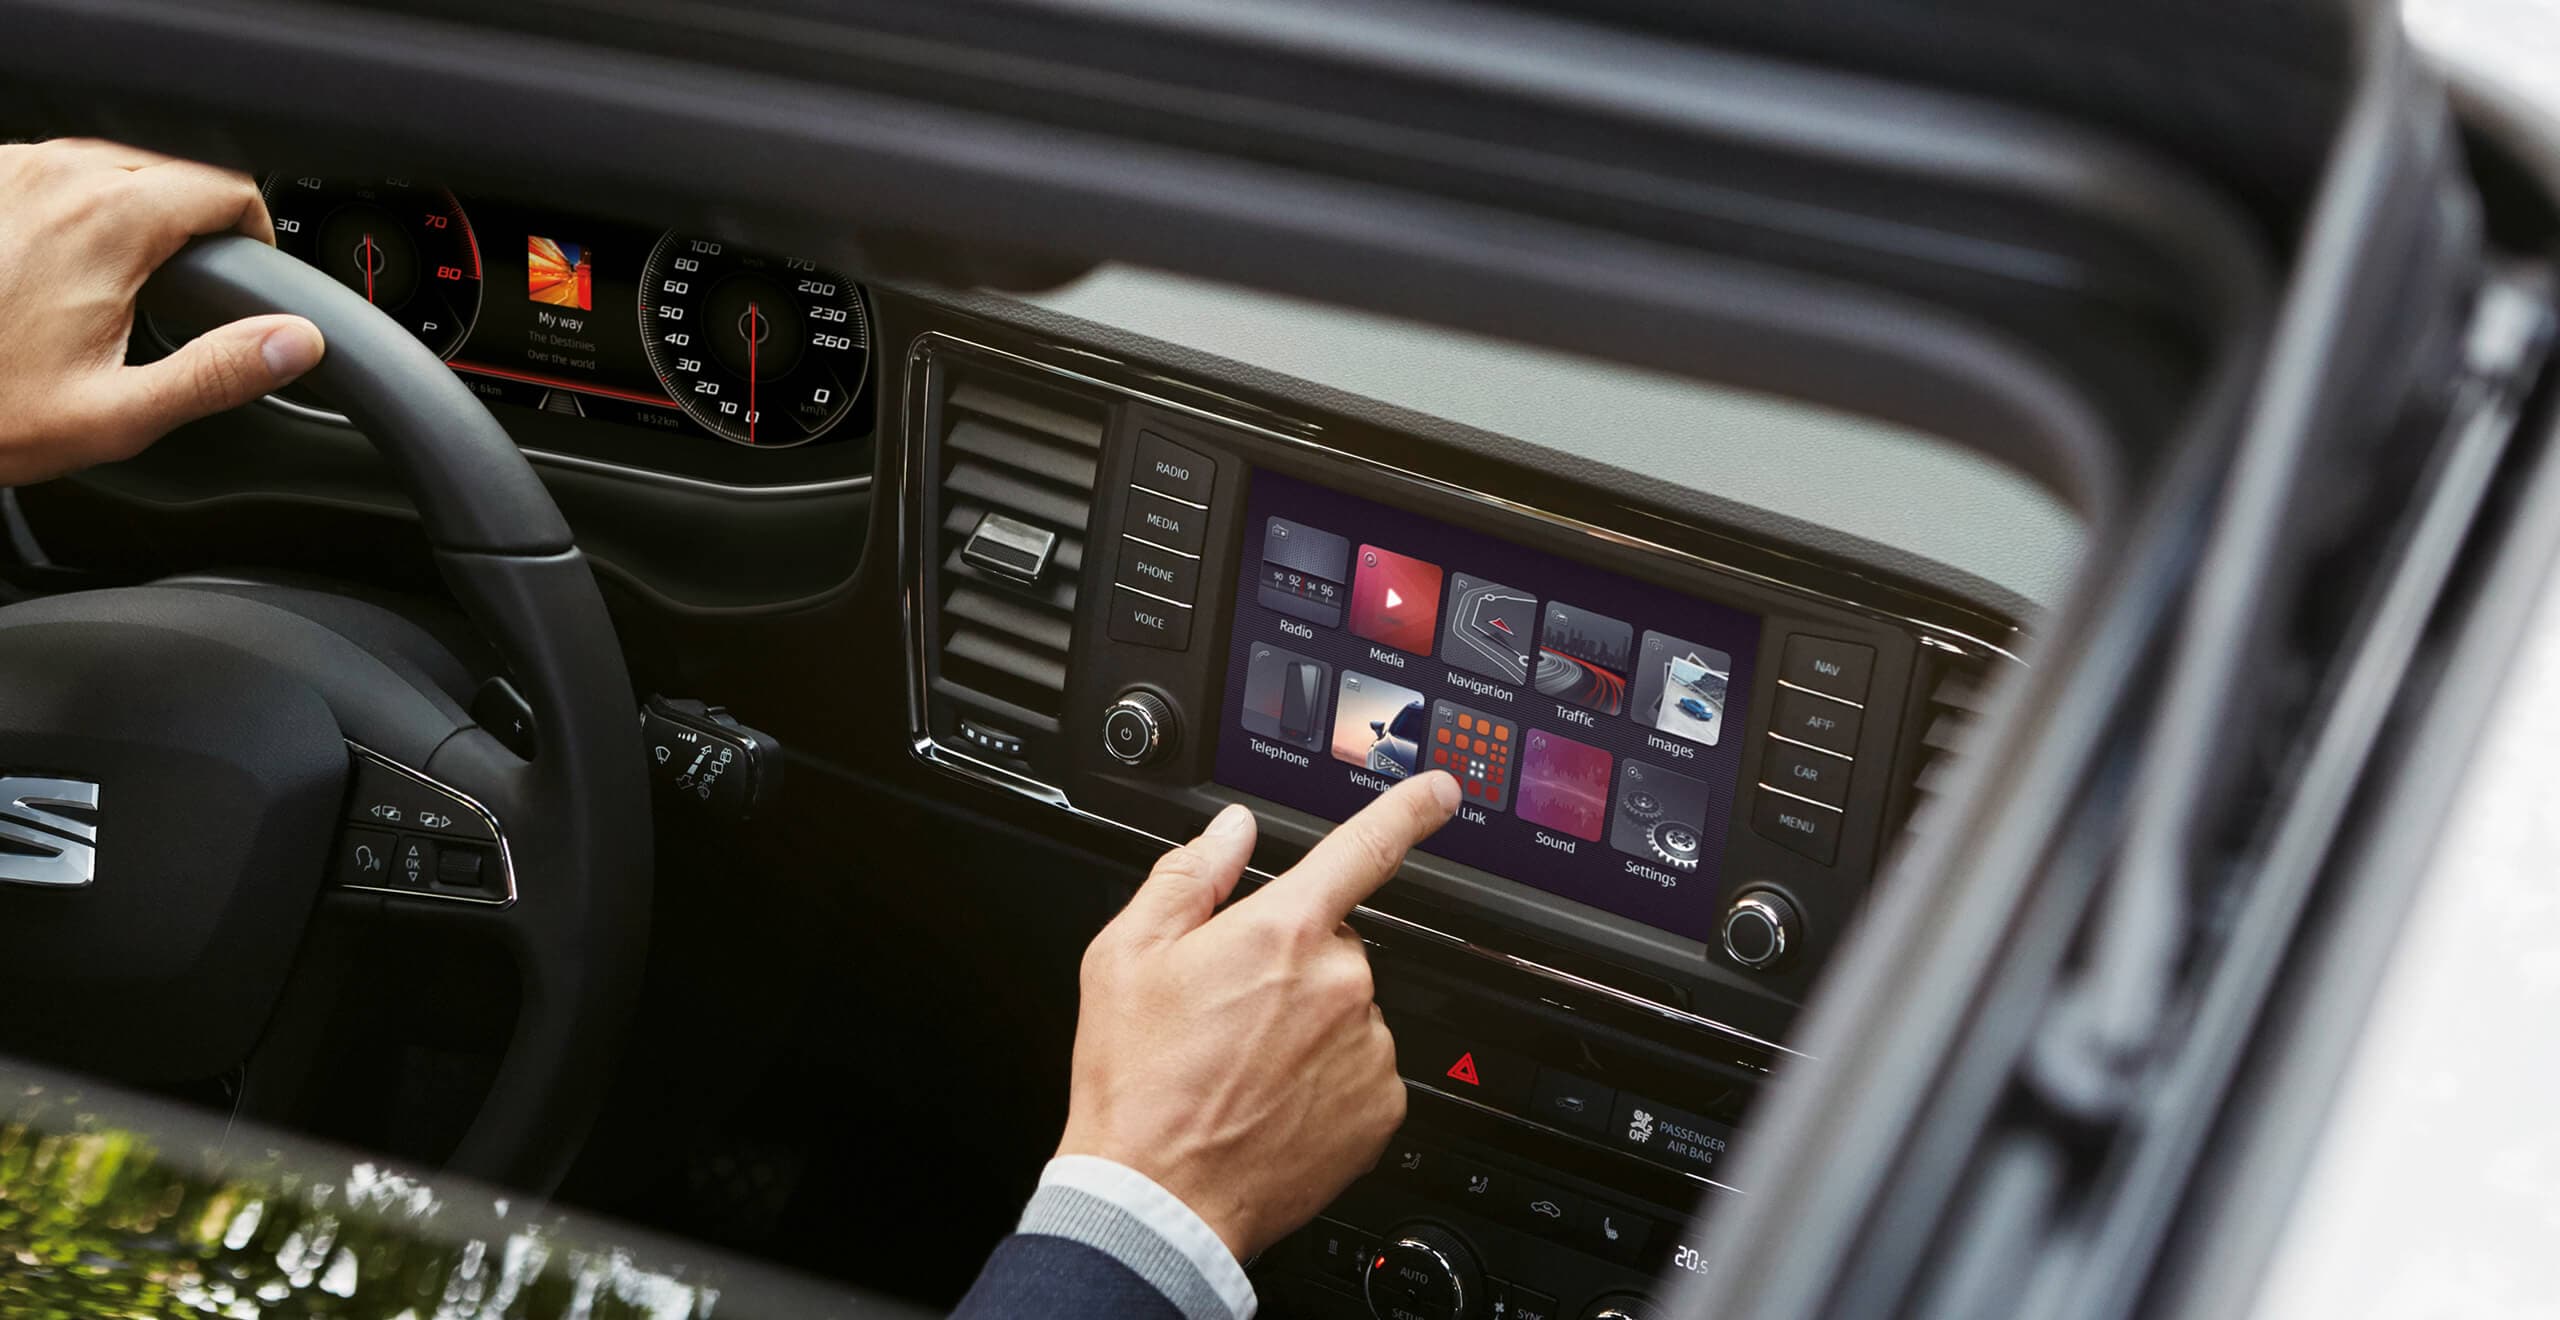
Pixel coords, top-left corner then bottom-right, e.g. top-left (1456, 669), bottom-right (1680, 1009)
top-left (1721, 887), bottom-right (1801, 971)
top-left (1363, 1221), bottom-right (1483, 1320)
top-left (1101, 690), bottom-right (1176, 767)
top-left (1581, 1294), bottom-right (1663, 1320)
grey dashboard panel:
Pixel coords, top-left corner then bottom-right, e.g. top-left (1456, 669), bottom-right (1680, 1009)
top-left (975, 268), bottom-right (2084, 616)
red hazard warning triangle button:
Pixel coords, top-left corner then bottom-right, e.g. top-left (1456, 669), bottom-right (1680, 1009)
top-left (1446, 1052), bottom-right (1480, 1086)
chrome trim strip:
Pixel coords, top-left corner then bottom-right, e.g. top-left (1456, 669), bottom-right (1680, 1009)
top-left (1755, 782), bottom-right (1846, 814)
top-left (1131, 482), bottom-right (1209, 510)
top-left (1767, 730), bottom-right (1855, 761)
top-left (1113, 582), bottom-right (1195, 612)
top-left (335, 742), bottom-right (519, 909)
top-left (1776, 678), bottom-right (1865, 710)
top-left (1122, 532), bottom-right (1203, 561)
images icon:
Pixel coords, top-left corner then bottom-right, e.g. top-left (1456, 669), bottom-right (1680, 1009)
top-left (1516, 729), bottom-right (1612, 842)
top-left (1630, 631), bottom-right (1733, 747)
top-left (1347, 545), bottom-right (1443, 656)
top-left (1331, 671), bottom-right (1428, 780)
top-left (1534, 601), bottom-right (1633, 715)
top-left (1608, 759), bottom-right (1713, 875)
top-left (1256, 517), bottom-right (1351, 627)
top-left (1428, 700), bottom-right (1517, 811)
top-left (1440, 573), bottom-right (1538, 685)
top-left (526, 235), bottom-right (592, 310)
top-left (1239, 644), bottom-right (1331, 752)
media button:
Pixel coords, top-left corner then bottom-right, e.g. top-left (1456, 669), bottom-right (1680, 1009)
top-left (1107, 586), bottom-right (1193, 650)
top-left (1134, 431), bottom-right (1215, 505)
top-left (1779, 635), bottom-right (1875, 703)
top-left (1117, 536), bottom-right (1200, 604)
top-left (1125, 487), bottom-right (1207, 555)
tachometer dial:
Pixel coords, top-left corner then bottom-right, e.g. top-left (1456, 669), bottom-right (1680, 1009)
top-left (636, 233), bottom-right (869, 447)
top-left (262, 177), bottom-right (482, 359)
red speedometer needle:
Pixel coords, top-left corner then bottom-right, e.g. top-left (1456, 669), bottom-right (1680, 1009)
top-left (746, 300), bottom-right (760, 446)
top-left (360, 233), bottom-right (376, 304)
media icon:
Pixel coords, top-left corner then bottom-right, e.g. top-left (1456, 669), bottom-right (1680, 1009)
top-left (1239, 644), bottom-right (1332, 752)
top-left (1630, 631), bottom-right (1733, 747)
top-left (526, 235), bottom-right (593, 310)
top-left (1516, 729), bottom-right (1612, 842)
top-left (1427, 700), bottom-right (1517, 811)
top-left (1534, 601), bottom-right (1633, 715)
top-left (1331, 671), bottom-right (1428, 780)
top-left (1439, 573), bottom-right (1538, 685)
top-left (1256, 517), bottom-right (1351, 627)
top-left (1609, 759), bottom-right (1713, 875)
top-left (1347, 545), bottom-right (1443, 656)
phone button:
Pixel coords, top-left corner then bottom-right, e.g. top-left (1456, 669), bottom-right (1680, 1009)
top-left (1118, 536), bottom-right (1200, 604)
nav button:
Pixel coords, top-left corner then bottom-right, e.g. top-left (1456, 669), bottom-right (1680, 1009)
top-left (1107, 587), bottom-right (1193, 650)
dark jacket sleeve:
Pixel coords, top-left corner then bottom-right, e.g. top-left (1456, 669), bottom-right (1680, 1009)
top-left (952, 1233), bottom-right (1188, 1320)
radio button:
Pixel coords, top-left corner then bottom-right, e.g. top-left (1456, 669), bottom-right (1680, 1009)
top-left (1779, 635), bottom-right (1875, 702)
top-left (1125, 487), bottom-right (1208, 555)
top-left (1118, 536), bottom-right (1201, 604)
top-left (1107, 587), bottom-right (1193, 650)
top-left (1761, 738), bottom-right (1852, 809)
top-left (1768, 685), bottom-right (1862, 756)
top-left (1134, 431), bottom-right (1216, 505)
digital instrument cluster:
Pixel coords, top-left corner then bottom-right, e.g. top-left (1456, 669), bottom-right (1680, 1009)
top-left (262, 177), bottom-right (872, 449)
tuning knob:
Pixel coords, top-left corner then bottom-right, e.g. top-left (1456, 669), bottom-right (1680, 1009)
top-left (1721, 887), bottom-right (1801, 971)
top-left (1102, 689), bottom-right (1177, 767)
top-left (1364, 1221), bottom-right (1483, 1320)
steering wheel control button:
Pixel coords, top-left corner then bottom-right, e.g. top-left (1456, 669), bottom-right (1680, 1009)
top-left (1722, 888), bottom-right (1801, 970)
top-left (391, 835), bottom-right (437, 891)
top-left (1107, 586), bottom-right (1194, 650)
top-left (1102, 690), bottom-right (1177, 767)
top-left (1364, 1222), bottom-right (1482, 1320)
top-left (1768, 683), bottom-right (1863, 756)
top-left (1751, 787), bottom-right (1842, 864)
top-left (1778, 635), bottom-right (1876, 703)
top-left (346, 757), bottom-right (496, 841)
top-left (434, 843), bottom-right (500, 897)
top-left (641, 696), bottom-right (784, 819)
top-left (335, 827), bottom-right (397, 888)
top-left (1125, 486), bottom-right (1209, 556)
top-left (1527, 1069), bottom-right (1616, 1139)
top-left (1117, 537), bottom-right (1202, 605)
top-left (1760, 737), bottom-right (1853, 809)
top-left (1134, 431), bottom-right (1217, 505)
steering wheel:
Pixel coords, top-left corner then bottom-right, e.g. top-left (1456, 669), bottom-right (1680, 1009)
top-left (0, 235), bottom-right (651, 1194)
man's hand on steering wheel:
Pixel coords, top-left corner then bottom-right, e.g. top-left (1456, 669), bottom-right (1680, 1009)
top-left (0, 138), bottom-right (323, 483)
top-left (1059, 771), bottom-right (1463, 1262)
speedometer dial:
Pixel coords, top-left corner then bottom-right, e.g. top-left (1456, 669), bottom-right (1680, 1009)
top-left (636, 234), bottom-right (870, 447)
top-left (262, 177), bottom-right (482, 359)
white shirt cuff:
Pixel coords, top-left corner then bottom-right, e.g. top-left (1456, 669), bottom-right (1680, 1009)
top-left (1024, 1154), bottom-right (1259, 1320)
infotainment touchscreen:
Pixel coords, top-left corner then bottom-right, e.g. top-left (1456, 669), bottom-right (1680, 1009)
top-left (1214, 469), bottom-right (1762, 944)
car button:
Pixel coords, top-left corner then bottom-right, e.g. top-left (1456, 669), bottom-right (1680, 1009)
top-left (1118, 536), bottom-right (1201, 604)
top-left (1780, 635), bottom-right (1875, 702)
top-left (1527, 1068), bottom-right (1614, 1138)
top-left (1761, 737), bottom-right (1853, 809)
top-left (1134, 431), bottom-right (1215, 505)
top-left (1768, 684), bottom-right (1862, 756)
top-left (1752, 788), bottom-right (1842, 864)
top-left (1125, 487), bottom-right (1208, 555)
top-left (1107, 586), bottom-right (1194, 650)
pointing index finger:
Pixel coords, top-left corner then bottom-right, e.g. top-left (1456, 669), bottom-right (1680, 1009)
top-left (1242, 771), bottom-right (1460, 929)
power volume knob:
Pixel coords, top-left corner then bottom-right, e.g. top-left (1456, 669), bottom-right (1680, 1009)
top-left (1721, 887), bottom-right (1801, 971)
top-left (1364, 1221), bottom-right (1483, 1320)
top-left (1102, 690), bottom-right (1176, 767)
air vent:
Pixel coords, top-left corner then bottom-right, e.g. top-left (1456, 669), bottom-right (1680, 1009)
top-left (1894, 652), bottom-right (1999, 856)
top-left (922, 358), bottom-right (1109, 769)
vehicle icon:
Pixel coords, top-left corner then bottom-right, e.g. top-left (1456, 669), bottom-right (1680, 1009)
top-left (1367, 698), bottom-right (1426, 778)
top-left (1529, 1199), bottom-right (1563, 1219)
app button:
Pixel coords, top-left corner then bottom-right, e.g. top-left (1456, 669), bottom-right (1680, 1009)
top-left (1440, 573), bottom-right (1538, 685)
top-left (1332, 671), bottom-right (1429, 781)
top-left (1347, 545), bottom-right (1443, 656)
top-left (1257, 517), bottom-right (1351, 627)
top-left (1240, 644), bottom-right (1332, 752)
top-left (1630, 631), bottom-right (1733, 747)
top-left (1428, 700), bottom-right (1517, 811)
top-left (1516, 729), bottom-right (1612, 842)
top-left (1533, 601), bottom-right (1633, 715)
top-left (1609, 759), bottom-right (1713, 874)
